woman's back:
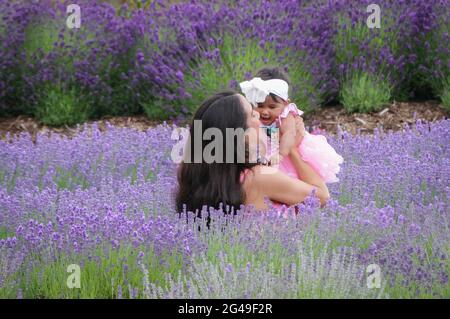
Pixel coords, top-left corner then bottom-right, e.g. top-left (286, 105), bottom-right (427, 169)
top-left (240, 165), bottom-right (282, 210)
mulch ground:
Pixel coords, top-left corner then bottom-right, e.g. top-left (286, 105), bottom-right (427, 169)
top-left (0, 100), bottom-right (447, 142)
top-left (305, 100), bottom-right (447, 135)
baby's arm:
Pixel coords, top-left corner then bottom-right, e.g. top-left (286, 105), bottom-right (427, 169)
top-left (254, 166), bottom-right (317, 206)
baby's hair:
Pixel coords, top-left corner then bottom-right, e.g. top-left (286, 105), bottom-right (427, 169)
top-left (255, 66), bottom-right (291, 86)
top-left (255, 66), bottom-right (291, 103)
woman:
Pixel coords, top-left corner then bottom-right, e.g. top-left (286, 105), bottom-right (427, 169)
top-left (175, 91), bottom-right (330, 214)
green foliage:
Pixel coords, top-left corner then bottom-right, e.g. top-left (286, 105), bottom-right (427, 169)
top-left (53, 165), bottom-right (89, 190)
top-left (0, 14), bottom-right (5, 37)
top-left (335, 15), bottom-right (398, 110)
top-left (288, 59), bottom-right (323, 113)
top-left (182, 34), bottom-right (320, 114)
top-left (22, 16), bottom-right (137, 121)
top-left (340, 72), bottom-right (391, 113)
top-left (5, 3), bottom-right (447, 124)
top-left (440, 77), bottom-right (450, 114)
top-left (97, 50), bottom-right (141, 117)
top-left (335, 15), bottom-right (399, 70)
top-left (23, 21), bottom-right (60, 59)
top-left (181, 35), bottom-right (279, 113)
top-left (34, 84), bottom-right (92, 126)
top-left (404, 10), bottom-right (449, 100)
top-left (0, 226), bottom-right (14, 240)
top-left (0, 245), bottom-right (184, 298)
top-left (141, 98), bottom-right (175, 120)
top-left (124, 0), bottom-right (153, 10)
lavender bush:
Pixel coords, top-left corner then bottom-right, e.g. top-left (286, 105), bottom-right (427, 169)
top-left (143, 246), bottom-right (383, 299)
top-left (0, 119), bottom-right (449, 298)
top-left (399, 0), bottom-right (449, 101)
top-left (1, 0), bottom-right (448, 123)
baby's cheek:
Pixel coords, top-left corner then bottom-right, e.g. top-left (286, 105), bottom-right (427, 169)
top-left (273, 108), bottom-right (284, 118)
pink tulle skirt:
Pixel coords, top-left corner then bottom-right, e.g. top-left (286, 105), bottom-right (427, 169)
top-left (279, 132), bottom-right (344, 183)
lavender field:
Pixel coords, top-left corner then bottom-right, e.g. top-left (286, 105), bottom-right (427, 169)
top-left (0, 0), bottom-right (449, 300)
top-left (0, 119), bottom-right (449, 298)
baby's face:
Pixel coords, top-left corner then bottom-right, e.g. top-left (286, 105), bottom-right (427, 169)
top-left (256, 95), bottom-right (288, 126)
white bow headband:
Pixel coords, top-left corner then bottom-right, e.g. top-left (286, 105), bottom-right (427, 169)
top-left (239, 77), bottom-right (289, 105)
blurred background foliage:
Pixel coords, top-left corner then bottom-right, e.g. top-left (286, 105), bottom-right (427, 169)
top-left (0, 0), bottom-right (448, 126)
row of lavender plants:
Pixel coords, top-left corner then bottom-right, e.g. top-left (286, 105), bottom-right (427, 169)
top-left (0, 119), bottom-right (449, 298)
top-left (0, 0), bottom-right (449, 125)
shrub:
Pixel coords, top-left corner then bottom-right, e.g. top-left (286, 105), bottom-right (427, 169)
top-left (181, 35), bottom-right (280, 113)
top-left (440, 77), bottom-right (450, 114)
top-left (179, 34), bottom-right (323, 114)
top-left (141, 98), bottom-right (174, 120)
top-left (34, 84), bottom-right (92, 126)
top-left (143, 247), bottom-right (383, 298)
top-left (287, 56), bottom-right (325, 113)
top-left (0, 0), bottom-right (448, 123)
top-left (339, 72), bottom-right (391, 113)
top-left (398, 0), bottom-right (449, 100)
top-left (334, 9), bottom-right (400, 112)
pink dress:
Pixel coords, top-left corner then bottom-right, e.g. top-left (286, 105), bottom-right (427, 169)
top-left (277, 103), bottom-right (344, 183)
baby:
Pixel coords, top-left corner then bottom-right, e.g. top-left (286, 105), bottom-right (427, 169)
top-left (240, 67), bottom-right (343, 183)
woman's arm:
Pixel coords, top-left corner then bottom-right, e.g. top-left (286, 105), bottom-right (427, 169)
top-left (288, 149), bottom-right (330, 207)
top-left (289, 116), bottom-right (330, 207)
top-left (253, 166), bottom-right (317, 206)
top-left (280, 116), bottom-right (330, 207)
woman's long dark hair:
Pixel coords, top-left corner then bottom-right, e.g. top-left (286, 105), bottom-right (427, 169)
top-left (175, 91), bottom-right (257, 214)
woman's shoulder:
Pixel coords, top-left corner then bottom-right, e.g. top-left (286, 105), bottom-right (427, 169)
top-left (244, 165), bottom-right (284, 186)
top-left (241, 165), bottom-right (264, 184)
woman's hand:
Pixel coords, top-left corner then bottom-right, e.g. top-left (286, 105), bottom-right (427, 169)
top-left (279, 114), bottom-right (306, 155)
top-left (292, 116), bottom-right (305, 151)
top-left (279, 114), bottom-right (297, 157)
top-left (279, 113), bottom-right (296, 135)
top-left (288, 150), bottom-right (330, 207)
